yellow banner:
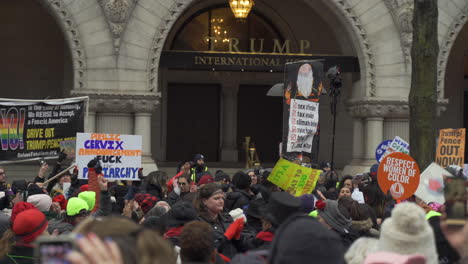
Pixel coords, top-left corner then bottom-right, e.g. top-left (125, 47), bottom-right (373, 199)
top-left (436, 128), bottom-right (465, 168)
top-left (268, 158), bottom-right (321, 197)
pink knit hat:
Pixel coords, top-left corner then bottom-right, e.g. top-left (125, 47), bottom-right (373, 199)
top-left (365, 252), bottom-right (426, 264)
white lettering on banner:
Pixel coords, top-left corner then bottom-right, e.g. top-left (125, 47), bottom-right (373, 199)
top-left (287, 99), bottom-right (319, 153)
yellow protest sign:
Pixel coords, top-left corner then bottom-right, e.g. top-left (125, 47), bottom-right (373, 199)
top-left (436, 128), bottom-right (465, 168)
top-left (268, 158), bottom-right (321, 197)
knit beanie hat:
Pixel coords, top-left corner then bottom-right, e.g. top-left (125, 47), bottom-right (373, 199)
top-left (80, 184), bottom-right (89, 192)
top-left (13, 209), bottom-right (48, 243)
top-left (232, 171), bottom-right (251, 190)
top-left (11, 202), bottom-right (36, 224)
top-left (318, 200), bottom-right (351, 234)
top-left (66, 197), bottom-right (89, 216)
top-left (135, 193), bottom-right (158, 214)
top-left (299, 194), bottom-right (315, 214)
top-left (193, 154), bottom-right (205, 162)
top-left (198, 174), bottom-right (215, 186)
top-left (78, 191), bottom-right (96, 210)
top-left (27, 194), bottom-right (53, 212)
top-left (377, 202), bottom-right (438, 264)
top-left (364, 252), bottom-right (426, 264)
top-left (52, 194), bottom-right (68, 210)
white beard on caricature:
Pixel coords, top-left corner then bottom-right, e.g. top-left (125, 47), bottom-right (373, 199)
top-left (296, 64), bottom-right (313, 98)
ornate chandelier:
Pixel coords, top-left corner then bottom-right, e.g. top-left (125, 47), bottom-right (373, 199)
top-left (229, 0), bottom-right (254, 19)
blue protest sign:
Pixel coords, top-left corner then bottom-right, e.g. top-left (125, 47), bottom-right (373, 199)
top-left (375, 140), bottom-right (392, 162)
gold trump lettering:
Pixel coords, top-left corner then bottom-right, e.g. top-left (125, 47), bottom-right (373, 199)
top-left (207, 38), bottom-right (310, 54)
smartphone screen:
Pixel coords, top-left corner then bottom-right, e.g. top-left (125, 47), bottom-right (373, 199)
top-left (38, 241), bottom-right (73, 264)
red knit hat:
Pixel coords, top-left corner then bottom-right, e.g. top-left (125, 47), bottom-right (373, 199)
top-left (13, 209), bottom-right (48, 243)
top-left (80, 184), bottom-right (89, 192)
top-left (135, 193), bottom-right (158, 214)
top-left (11, 202), bottom-right (36, 224)
top-left (52, 195), bottom-right (68, 210)
top-left (198, 174), bottom-right (214, 186)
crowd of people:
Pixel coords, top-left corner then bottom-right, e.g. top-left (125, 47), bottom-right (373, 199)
top-left (0, 153), bottom-right (466, 264)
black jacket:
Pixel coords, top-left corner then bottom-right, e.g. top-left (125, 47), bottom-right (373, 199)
top-left (225, 190), bottom-right (254, 211)
top-left (166, 191), bottom-right (189, 206)
top-left (428, 215), bottom-right (460, 264)
top-left (198, 213), bottom-right (248, 258)
top-left (0, 244), bottom-right (35, 264)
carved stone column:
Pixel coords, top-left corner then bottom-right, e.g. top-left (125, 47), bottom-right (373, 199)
top-left (72, 90), bottom-right (160, 171)
top-left (220, 79), bottom-right (239, 162)
top-left (364, 117), bottom-right (384, 163)
top-left (351, 118), bottom-right (364, 164)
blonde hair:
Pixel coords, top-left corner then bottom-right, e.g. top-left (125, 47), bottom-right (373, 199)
top-left (75, 216), bottom-right (176, 264)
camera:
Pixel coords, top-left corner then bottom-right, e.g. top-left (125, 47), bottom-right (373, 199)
top-left (35, 235), bottom-right (76, 264)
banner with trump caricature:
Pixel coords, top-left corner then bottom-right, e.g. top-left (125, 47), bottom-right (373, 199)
top-left (282, 60), bottom-right (324, 163)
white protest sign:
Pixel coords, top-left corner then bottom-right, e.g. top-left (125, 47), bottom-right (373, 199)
top-left (378, 136), bottom-right (410, 163)
top-left (414, 162), bottom-right (448, 204)
top-left (75, 133), bottom-right (142, 180)
top-left (286, 99), bottom-right (319, 153)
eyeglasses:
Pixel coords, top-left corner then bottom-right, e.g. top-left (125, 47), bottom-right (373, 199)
top-left (0, 172), bottom-right (4, 176)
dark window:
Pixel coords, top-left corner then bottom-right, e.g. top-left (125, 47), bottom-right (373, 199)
top-left (170, 7), bottom-right (283, 53)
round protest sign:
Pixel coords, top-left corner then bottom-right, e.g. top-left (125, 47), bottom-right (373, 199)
top-left (375, 140), bottom-right (392, 162)
top-left (378, 152), bottom-right (420, 200)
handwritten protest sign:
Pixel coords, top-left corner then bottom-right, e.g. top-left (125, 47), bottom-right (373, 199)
top-left (414, 163), bottom-right (448, 204)
top-left (378, 152), bottom-right (420, 200)
top-left (378, 136), bottom-right (410, 163)
top-left (286, 99), bottom-right (319, 153)
top-left (436, 128), bottom-right (465, 168)
top-left (375, 140), bottom-right (392, 162)
top-left (268, 158), bottom-right (321, 196)
top-left (75, 133), bottom-right (142, 180)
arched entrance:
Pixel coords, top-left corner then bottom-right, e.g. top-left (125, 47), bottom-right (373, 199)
top-left (0, 0), bottom-right (73, 99)
top-left (442, 20), bottom-right (468, 162)
top-left (155, 0), bottom-right (359, 167)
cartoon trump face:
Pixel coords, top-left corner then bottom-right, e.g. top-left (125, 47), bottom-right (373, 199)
top-left (296, 64), bottom-right (313, 98)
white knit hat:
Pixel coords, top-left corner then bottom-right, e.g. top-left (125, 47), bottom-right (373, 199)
top-left (27, 194), bottom-right (52, 212)
top-left (377, 202), bottom-right (438, 264)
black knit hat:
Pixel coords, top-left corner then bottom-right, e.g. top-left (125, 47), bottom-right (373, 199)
top-left (232, 171), bottom-right (251, 190)
top-left (167, 201), bottom-right (197, 228)
top-left (261, 192), bottom-right (301, 227)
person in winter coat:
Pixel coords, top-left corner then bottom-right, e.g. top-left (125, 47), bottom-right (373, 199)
top-left (139, 170), bottom-right (168, 200)
top-left (0, 207), bottom-right (49, 264)
top-left (164, 201), bottom-right (198, 247)
top-left (317, 199), bottom-right (354, 248)
top-left (167, 176), bottom-right (192, 206)
top-left (191, 154), bottom-right (209, 184)
top-left (244, 192), bottom-right (302, 251)
top-left (345, 202), bottom-right (439, 264)
top-left (267, 215), bottom-right (346, 264)
top-left (195, 183), bottom-right (247, 259)
top-left (225, 172), bottom-right (254, 211)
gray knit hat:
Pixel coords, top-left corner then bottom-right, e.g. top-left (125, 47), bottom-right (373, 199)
top-left (318, 200), bottom-right (351, 234)
top-left (377, 202), bottom-right (438, 264)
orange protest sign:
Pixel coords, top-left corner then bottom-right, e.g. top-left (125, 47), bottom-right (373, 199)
top-left (436, 128), bottom-right (465, 168)
top-left (378, 152), bottom-right (420, 200)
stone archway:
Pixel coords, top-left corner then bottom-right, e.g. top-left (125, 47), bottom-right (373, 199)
top-left (36, 0), bottom-right (88, 90)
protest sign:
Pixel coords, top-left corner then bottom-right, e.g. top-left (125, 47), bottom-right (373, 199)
top-left (282, 60), bottom-right (324, 163)
top-left (286, 99), bottom-right (319, 153)
top-left (75, 133), bottom-right (142, 181)
top-left (378, 136), bottom-right (410, 163)
top-left (0, 97), bottom-right (86, 163)
top-left (268, 158), bottom-right (321, 197)
top-left (414, 162), bottom-right (448, 204)
top-left (378, 152), bottom-right (420, 200)
top-left (435, 128), bottom-right (465, 168)
top-left (375, 139), bottom-right (392, 162)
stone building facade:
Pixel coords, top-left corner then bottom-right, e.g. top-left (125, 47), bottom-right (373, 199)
top-left (1, 0), bottom-right (467, 174)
